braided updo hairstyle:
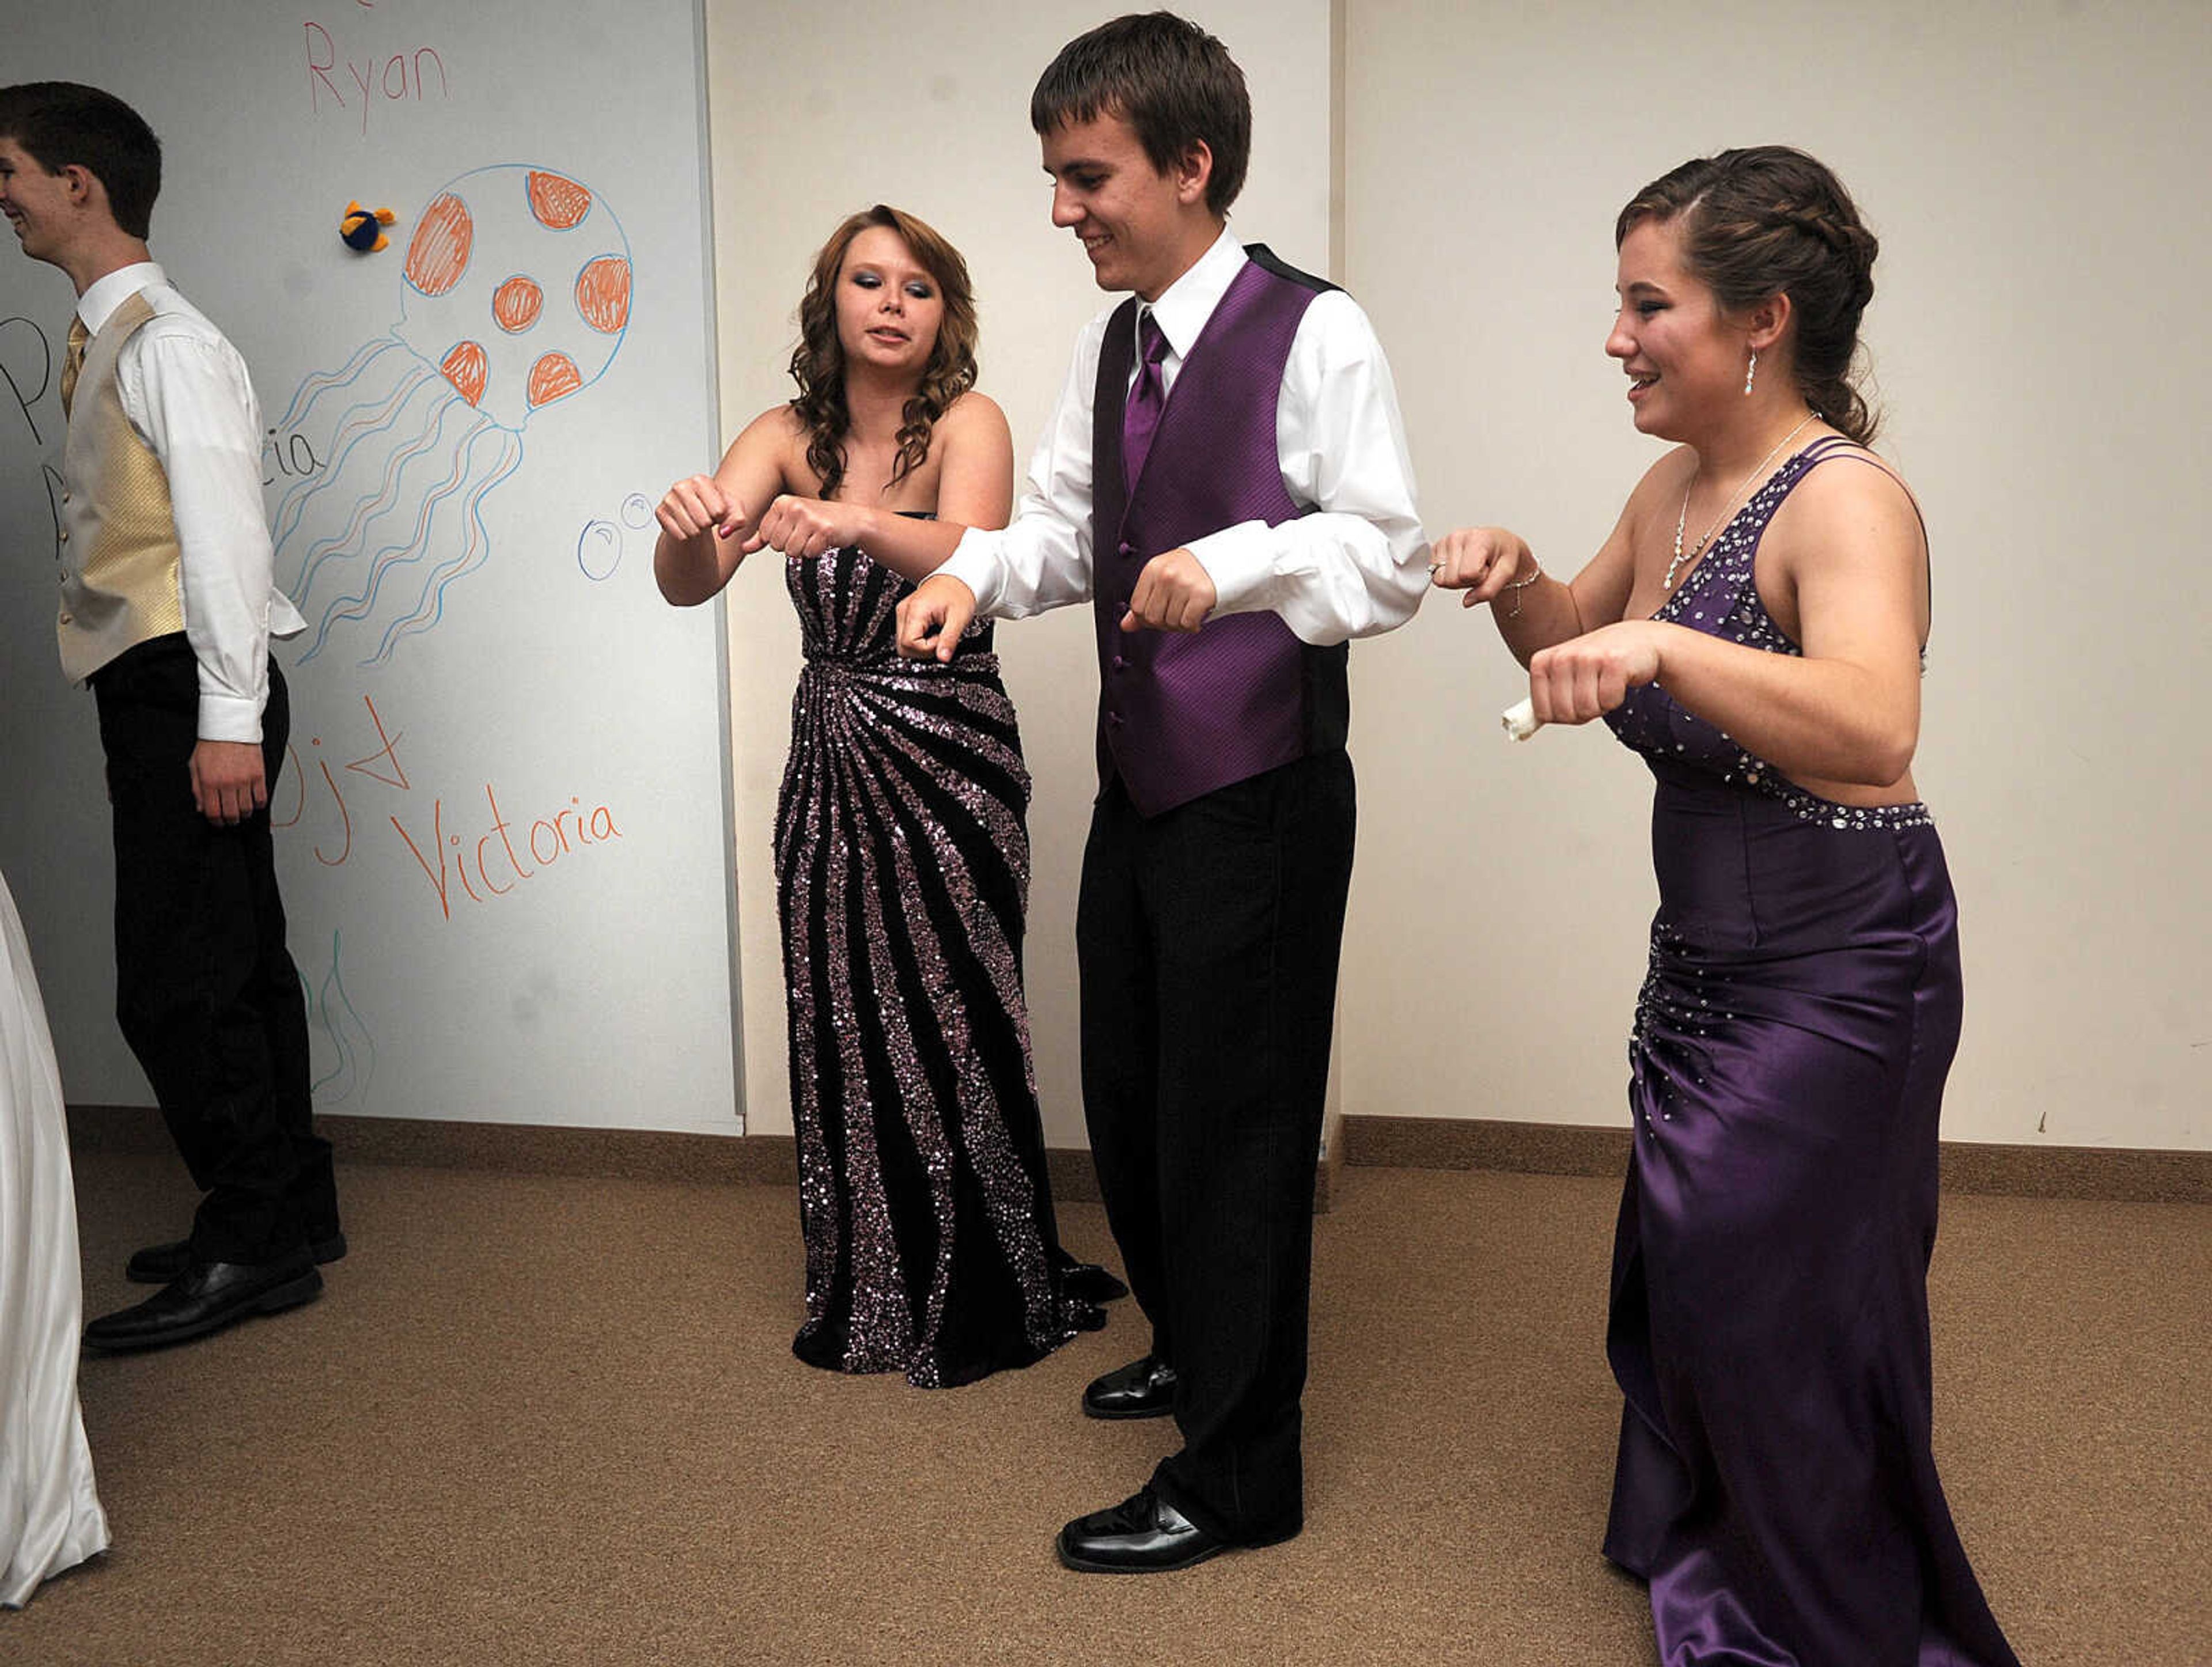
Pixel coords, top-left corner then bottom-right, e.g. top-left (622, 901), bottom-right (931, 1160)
top-left (1616, 146), bottom-right (1880, 445)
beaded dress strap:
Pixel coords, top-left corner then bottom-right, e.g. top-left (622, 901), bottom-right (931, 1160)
top-left (1654, 445), bottom-right (1817, 634)
top-left (1679, 437), bottom-right (1940, 828)
top-left (1782, 436), bottom-right (1933, 631)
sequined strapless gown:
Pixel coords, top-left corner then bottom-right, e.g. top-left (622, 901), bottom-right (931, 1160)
top-left (1599, 440), bottom-right (2018, 1666)
top-left (776, 533), bottom-right (1096, 1388)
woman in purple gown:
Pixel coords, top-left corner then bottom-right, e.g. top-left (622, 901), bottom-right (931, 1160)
top-left (1433, 147), bottom-right (2018, 1665)
top-left (654, 206), bottom-right (1117, 1387)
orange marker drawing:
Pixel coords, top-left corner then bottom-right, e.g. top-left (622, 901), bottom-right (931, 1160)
top-left (441, 340), bottom-right (488, 406)
top-left (574, 256), bottom-right (632, 334)
top-left (527, 351), bottom-right (583, 408)
top-left (404, 191), bottom-right (472, 296)
top-left (527, 170), bottom-right (593, 230)
top-left (492, 274), bottom-right (544, 333)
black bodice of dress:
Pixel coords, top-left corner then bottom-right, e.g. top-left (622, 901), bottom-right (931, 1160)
top-left (783, 512), bottom-right (993, 668)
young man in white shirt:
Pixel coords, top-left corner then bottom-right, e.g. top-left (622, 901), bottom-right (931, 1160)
top-left (897, 13), bottom-right (1427, 1573)
top-left (0, 81), bottom-right (341, 1352)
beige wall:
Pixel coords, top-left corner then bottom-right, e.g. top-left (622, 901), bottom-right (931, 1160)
top-left (1340, 0), bottom-right (2210, 1149)
top-left (703, 0), bottom-right (1334, 1142)
top-left (706, 1), bottom-right (2209, 1153)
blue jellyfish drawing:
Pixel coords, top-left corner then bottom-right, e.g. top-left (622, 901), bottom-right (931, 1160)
top-left (270, 165), bottom-right (633, 665)
top-left (302, 930), bottom-right (376, 1109)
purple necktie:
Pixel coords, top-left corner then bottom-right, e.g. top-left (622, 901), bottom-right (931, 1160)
top-left (1122, 309), bottom-right (1170, 493)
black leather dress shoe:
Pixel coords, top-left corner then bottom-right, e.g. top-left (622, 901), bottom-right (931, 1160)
top-left (1082, 1354), bottom-right (1177, 1420)
top-left (128, 1231), bottom-right (347, 1285)
top-left (84, 1255), bottom-right (323, 1352)
top-left (1056, 1486), bottom-right (1225, 1574)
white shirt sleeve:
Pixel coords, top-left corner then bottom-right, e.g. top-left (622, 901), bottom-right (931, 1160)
top-left (939, 312), bottom-right (1108, 618)
top-left (1186, 288), bottom-right (1429, 646)
top-left (944, 278), bottom-right (1428, 646)
top-left (118, 324), bottom-right (281, 743)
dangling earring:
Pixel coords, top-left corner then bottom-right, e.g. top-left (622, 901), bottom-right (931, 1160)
top-left (1744, 349), bottom-right (1758, 397)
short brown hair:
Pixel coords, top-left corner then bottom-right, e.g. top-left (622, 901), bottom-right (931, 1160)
top-left (0, 81), bottom-right (162, 240)
top-left (1031, 12), bottom-right (1250, 219)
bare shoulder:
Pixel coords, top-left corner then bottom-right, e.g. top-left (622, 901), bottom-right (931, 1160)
top-left (1769, 441), bottom-right (1923, 555)
top-left (719, 401), bottom-right (805, 472)
top-left (937, 389), bottom-right (1011, 441)
top-left (1619, 444), bottom-right (1697, 534)
top-left (733, 401), bottom-right (806, 450)
top-left (1781, 440), bottom-right (1918, 512)
top-left (932, 390), bottom-right (1014, 472)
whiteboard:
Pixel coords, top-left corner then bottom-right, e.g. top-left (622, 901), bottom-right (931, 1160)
top-left (0, 1), bottom-right (741, 1134)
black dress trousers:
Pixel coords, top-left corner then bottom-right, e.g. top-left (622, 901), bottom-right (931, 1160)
top-left (92, 632), bottom-right (338, 1264)
top-left (1075, 748), bottom-right (1356, 1545)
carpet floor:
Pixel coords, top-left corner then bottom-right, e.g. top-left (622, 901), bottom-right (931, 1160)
top-left (7, 1150), bottom-right (2206, 1664)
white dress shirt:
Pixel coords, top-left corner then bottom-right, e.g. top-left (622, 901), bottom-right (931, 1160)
top-left (940, 228), bottom-right (1428, 646)
top-left (74, 262), bottom-right (305, 742)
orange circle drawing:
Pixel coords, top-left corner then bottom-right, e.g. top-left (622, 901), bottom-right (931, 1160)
top-left (574, 256), bottom-right (632, 335)
top-left (527, 171), bottom-right (593, 230)
top-left (493, 275), bottom-right (545, 334)
top-left (441, 340), bottom-right (488, 406)
top-left (527, 352), bottom-right (584, 408)
top-left (406, 193), bottom-right (473, 297)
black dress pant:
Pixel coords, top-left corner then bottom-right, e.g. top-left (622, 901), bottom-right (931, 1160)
top-left (92, 633), bottom-right (338, 1265)
top-left (1075, 749), bottom-right (1355, 1544)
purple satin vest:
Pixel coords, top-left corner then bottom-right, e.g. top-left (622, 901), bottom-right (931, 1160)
top-left (1092, 248), bottom-right (1350, 817)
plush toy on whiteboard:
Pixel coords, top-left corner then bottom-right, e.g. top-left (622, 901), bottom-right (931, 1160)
top-left (339, 200), bottom-right (396, 252)
top-left (270, 165), bottom-right (634, 666)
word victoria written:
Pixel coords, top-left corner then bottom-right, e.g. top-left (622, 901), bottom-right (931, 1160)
top-left (392, 787), bottom-right (623, 920)
top-left (271, 693), bottom-right (622, 922)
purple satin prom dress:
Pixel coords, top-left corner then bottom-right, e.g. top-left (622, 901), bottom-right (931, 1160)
top-left (1599, 438), bottom-right (2018, 1666)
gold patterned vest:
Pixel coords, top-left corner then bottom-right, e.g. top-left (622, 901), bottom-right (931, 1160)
top-left (58, 290), bottom-right (187, 682)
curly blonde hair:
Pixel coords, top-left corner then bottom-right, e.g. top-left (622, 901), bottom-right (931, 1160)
top-left (788, 205), bottom-right (979, 501)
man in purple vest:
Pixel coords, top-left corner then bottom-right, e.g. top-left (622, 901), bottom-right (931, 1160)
top-left (897, 14), bottom-right (1427, 1572)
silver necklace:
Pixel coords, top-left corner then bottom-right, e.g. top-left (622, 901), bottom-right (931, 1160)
top-left (1666, 412), bottom-right (1817, 590)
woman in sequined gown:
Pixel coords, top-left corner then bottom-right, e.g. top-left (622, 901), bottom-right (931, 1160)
top-left (1433, 148), bottom-right (2018, 1666)
top-left (654, 206), bottom-right (1116, 1388)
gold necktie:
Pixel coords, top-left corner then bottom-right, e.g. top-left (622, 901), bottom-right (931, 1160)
top-left (59, 316), bottom-right (89, 418)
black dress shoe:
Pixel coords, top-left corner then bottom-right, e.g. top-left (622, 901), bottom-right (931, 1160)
top-left (1056, 1486), bottom-right (1225, 1574)
top-left (1082, 1354), bottom-right (1177, 1420)
top-left (128, 1230), bottom-right (347, 1285)
top-left (84, 1255), bottom-right (323, 1352)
